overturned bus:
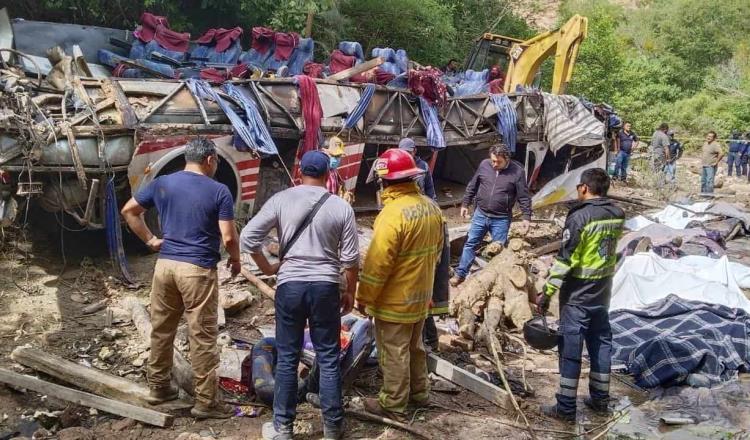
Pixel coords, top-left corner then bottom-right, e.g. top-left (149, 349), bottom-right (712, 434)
top-left (0, 11), bottom-right (611, 242)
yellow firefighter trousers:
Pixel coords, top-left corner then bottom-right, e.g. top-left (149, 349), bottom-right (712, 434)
top-left (374, 318), bottom-right (430, 413)
top-left (147, 259), bottom-right (219, 406)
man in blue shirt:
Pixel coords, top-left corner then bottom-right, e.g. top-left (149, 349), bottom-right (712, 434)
top-left (398, 138), bottom-right (437, 200)
top-left (613, 122), bottom-right (638, 182)
top-left (121, 138), bottom-right (241, 419)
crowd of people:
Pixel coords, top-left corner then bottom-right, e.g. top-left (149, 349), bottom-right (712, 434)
top-left (611, 121), bottom-right (750, 193)
top-left (120, 136), bottom-right (625, 438)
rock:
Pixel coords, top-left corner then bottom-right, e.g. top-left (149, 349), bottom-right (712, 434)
top-left (100, 328), bottom-right (123, 341)
top-left (69, 293), bottom-right (87, 304)
top-left (57, 427), bottom-right (94, 440)
top-left (33, 411), bottom-right (60, 429)
top-left (32, 428), bottom-right (51, 439)
top-left (217, 333), bottom-right (232, 347)
top-left (220, 291), bottom-right (253, 315)
top-left (198, 430), bottom-right (215, 438)
top-left (175, 433), bottom-right (203, 440)
top-left (112, 417), bottom-right (137, 432)
top-left (98, 346), bottom-right (115, 362)
top-left (59, 406), bottom-right (88, 428)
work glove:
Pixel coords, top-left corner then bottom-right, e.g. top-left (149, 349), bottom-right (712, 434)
top-left (536, 292), bottom-right (551, 315)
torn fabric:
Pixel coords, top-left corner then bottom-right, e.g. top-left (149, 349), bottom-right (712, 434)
top-left (541, 92), bottom-right (605, 153)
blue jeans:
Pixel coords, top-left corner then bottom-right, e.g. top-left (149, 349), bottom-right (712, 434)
top-left (557, 304), bottom-right (612, 415)
top-left (701, 166), bottom-right (716, 193)
top-left (727, 152), bottom-right (740, 176)
top-left (613, 151), bottom-right (630, 181)
top-left (455, 210), bottom-right (510, 279)
top-left (274, 281), bottom-right (342, 430)
top-left (664, 161), bottom-right (676, 183)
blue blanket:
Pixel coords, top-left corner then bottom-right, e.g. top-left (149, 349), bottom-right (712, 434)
top-left (610, 294), bottom-right (750, 388)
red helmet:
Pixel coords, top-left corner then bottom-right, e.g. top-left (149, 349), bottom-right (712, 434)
top-left (374, 148), bottom-right (425, 181)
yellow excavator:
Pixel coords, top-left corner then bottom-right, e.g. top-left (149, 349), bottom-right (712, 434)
top-left (464, 14), bottom-right (588, 94)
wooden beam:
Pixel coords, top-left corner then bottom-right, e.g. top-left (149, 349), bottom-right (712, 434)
top-left (327, 57), bottom-right (384, 82)
top-left (0, 368), bottom-right (174, 427)
top-left (10, 347), bottom-right (191, 411)
top-left (427, 353), bottom-right (511, 409)
top-left (529, 240), bottom-right (561, 257)
top-left (121, 297), bottom-right (195, 396)
top-left (240, 268), bottom-right (276, 301)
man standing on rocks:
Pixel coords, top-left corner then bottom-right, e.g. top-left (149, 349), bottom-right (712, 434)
top-left (241, 150), bottom-right (359, 440)
top-left (613, 121), bottom-right (638, 182)
top-left (450, 144), bottom-right (531, 287)
top-left (535, 168), bottom-right (624, 422)
top-left (357, 148), bottom-right (444, 421)
top-left (701, 131), bottom-right (724, 194)
top-left (120, 137), bottom-right (240, 419)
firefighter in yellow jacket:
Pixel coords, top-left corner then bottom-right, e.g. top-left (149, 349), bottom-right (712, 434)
top-left (357, 148), bottom-right (444, 420)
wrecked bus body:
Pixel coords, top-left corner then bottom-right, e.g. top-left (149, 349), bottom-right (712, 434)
top-left (0, 12), bottom-right (609, 237)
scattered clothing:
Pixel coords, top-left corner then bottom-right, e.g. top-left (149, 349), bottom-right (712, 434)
top-left (408, 68), bottom-right (447, 107)
top-left (418, 97), bottom-right (446, 149)
top-left (610, 295), bottom-right (750, 387)
top-left (294, 75), bottom-right (323, 156)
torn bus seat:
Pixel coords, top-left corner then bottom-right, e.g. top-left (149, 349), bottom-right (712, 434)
top-left (132, 12), bottom-right (169, 44)
top-left (453, 69), bottom-right (489, 97)
top-left (272, 32), bottom-right (300, 61)
top-left (338, 41), bottom-right (364, 63)
top-left (192, 27), bottom-right (244, 64)
top-left (251, 27), bottom-right (274, 55)
top-left (288, 38), bottom-right (314, 76)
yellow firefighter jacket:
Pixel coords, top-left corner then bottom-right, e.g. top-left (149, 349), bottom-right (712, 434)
top-left (357, 182), bottom-right (444, 323)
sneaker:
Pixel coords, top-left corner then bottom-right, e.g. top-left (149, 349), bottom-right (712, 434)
top-left (190, 402), bottom-right (235, 419)
top-left (262, 421), bottom-right (293, 440)
top-left (583, 397), bottom-right (611, 414)
top-left (541, 403), bottom-right (575, 422)
top-left (144, 384), bottom-right (179, 405)
top-left (449, 276), bottom-right (465, 287)
top-left (362, 397), bottom-right (407, 422)
top-left (323, 424), bottom-right (343, 440)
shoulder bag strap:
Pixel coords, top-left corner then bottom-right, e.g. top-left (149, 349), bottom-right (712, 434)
top-left (278, 191), bottom-right (332, 263)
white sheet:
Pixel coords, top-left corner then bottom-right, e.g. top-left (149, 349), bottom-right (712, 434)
top-left (610, 252), bottom-right (750, 313)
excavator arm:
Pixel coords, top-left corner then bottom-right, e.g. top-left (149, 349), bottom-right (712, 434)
top-left (504, 15), bottom-right (588, 94)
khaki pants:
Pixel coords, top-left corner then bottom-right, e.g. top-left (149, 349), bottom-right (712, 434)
top-left (374, 318), bottom-right (429, 414)
top-left (147, 259), bottom-right (219, 406)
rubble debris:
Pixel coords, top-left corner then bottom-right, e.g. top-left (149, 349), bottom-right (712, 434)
top-left (56, 427), bottom-right (95, 440)
top-left (220, 290), bottom-right (254, 315)
top-left (240, 268), bottom-right (276, 301)
top-left (0, 368), bottom-right (174, 427)
top-left (346, 406), bottom-right (430, 440)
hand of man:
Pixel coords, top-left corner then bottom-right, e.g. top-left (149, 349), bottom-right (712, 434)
top-left (146, 236), bottom-right (163, 252)
top-left (340, 292), bottom-right (354, 316)
top-left (227, 258), bottom-right (242, 277)
top-left (535, 293), bottom-right (550, 315)
top-left (356, 302), bottom-right (368, 316)
top-left (518, 219), bottom-right (531, 236)
top-left (262, 262), bottom-right (280, 276)
top-left (460, 206), bottom-right (470, 218)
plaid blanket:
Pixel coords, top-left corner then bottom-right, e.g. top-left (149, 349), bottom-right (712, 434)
top-left (610, 294), bottom-right (750, 388)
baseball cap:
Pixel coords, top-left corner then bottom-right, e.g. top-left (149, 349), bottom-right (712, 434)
top-left (299, 150), bottom-right (330, 177)
top-left (398, 138), bottom-right (416, 152)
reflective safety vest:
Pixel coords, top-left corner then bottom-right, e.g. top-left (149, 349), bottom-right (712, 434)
top-left (544, 197), bottom-right (625, 299)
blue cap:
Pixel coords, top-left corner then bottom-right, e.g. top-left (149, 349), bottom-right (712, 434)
top-left (299, 150), bottom-right (330, 177)
top-left (398, 138), bottom-right (416, 152)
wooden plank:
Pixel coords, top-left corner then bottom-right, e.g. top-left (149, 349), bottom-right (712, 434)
top-left (240, 268), bottom-right (276, 301)
top-left (427, 353), bottom-right (511, 409)
top-left (327, 57), bottom-right (384, 82)
top-left (0, 368), bottom-right (174, 427)
top-left (10, 347), bottom-right (191, 411)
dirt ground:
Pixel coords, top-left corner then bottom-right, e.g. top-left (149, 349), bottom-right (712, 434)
top-left (1, 153), bottom-right (749, 439)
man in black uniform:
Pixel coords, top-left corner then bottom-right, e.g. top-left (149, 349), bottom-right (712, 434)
top-left (535, 168), bottom-right (624, 421)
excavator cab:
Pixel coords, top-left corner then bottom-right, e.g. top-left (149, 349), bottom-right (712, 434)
top-left (463, 15), bottom-right (588, 95)
top-left (464, 33), bottom-right (523, 74)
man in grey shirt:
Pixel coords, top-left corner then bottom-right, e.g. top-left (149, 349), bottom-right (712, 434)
top-left (241, 150), bottom-right (359, 440)
top-left (650, 122), bottom-right (672, 184)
